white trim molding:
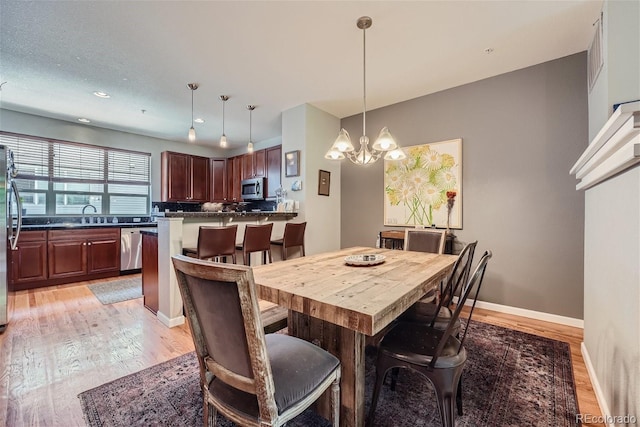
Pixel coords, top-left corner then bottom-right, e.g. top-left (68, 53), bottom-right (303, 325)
top-left (571, 101), bottom-right (640, 190)
top-left (464, 299), bottom-right (584, 328)
top-left (581, 342), bottom-right (613, 427)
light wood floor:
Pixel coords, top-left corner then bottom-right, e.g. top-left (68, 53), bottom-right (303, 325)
top-left (0, 275), bottom-right (604, 426)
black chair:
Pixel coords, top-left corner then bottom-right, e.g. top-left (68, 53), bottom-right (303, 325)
top-left (366, 251), bottom-right (492, 427)
top-left (395, 240), bottom-right (478, 414)
top-left (172, 255), bottom-right (341, 426)
top-left (403, 228), bottom-right (447, 304)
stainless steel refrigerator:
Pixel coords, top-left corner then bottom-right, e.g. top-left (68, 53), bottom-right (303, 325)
top-left (1, 145), bottom-right (22, 333)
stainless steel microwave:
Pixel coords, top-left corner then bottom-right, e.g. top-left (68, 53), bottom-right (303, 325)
top-left (241, 177), bottom-right (265, 201)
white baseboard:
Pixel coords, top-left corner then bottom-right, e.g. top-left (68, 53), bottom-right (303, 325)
top-left (157, 311), bottom-right (185, 328)
top-left (581, 342), bottom-right (611, 426)
top-left (464, 299), bottom-right (584, 328)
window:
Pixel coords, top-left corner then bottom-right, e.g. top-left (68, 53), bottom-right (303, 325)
top-left (1, 132), bottom-right (151, 216)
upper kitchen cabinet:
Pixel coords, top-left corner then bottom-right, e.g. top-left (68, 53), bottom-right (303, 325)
top-left (210, 158), bottom-right (227, 202)
top-left (265, 145), bottom-right (282, 198)
top-left (241, 149), bottom-right (266, 180)
top-left (161, 151), bottom-right (210, 202)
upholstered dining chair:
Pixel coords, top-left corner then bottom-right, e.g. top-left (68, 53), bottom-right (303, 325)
top-left (236, 223), bottom-right (274, 266)
top-left (270, 222), bottom-right (306, 261)
top-left (403, 228), bottom-right (447, 304)
top-left (366, 251), bottom-right (492, 427)
top-left (404, 228), bottom-right (446, 254)
top-left (183, 225), bottom-right (238, 264)
top-left (171, 255), bottom-right (341, 427)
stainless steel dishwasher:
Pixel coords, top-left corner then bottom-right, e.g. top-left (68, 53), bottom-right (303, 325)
top-left (120, 227), bottom-right (149, 271)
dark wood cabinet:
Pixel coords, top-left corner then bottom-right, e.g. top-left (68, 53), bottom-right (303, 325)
top-left (265, 145), bottom-right (282, 198)
top-left (142, 231), bottom-right (159, 314)
top-left (48, 229), bottom-right (120, 280)
top-left (161, 151), bottom-right (210, 202)
top-left (242, 150), bottom-right (266, 180)
top-left (210, 158), bottom-right (227, 202)
top-left (10, 231), bottom-right (48, 287)
top-left (227, 155), bottom-right (242, 202)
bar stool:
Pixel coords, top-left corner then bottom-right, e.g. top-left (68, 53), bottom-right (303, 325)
top-left (182, 225), bottom-right (238, 264)
top-left (270, 221), bottom-right (306, 260)
top-left (236, 223), bottom-right (273, 266)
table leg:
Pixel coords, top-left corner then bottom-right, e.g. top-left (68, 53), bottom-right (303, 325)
top-left (289, 311), bottom-right (366, 427)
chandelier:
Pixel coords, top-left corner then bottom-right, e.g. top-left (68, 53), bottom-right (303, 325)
top-left (325, 16), bottom-right (405, 164)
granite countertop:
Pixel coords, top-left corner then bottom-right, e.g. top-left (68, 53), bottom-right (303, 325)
top-left (161, 211), bottom-right (298, 219)
top-left (21, 222), bottom-right (158, 231)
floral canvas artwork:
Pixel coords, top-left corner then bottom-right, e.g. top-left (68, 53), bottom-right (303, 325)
top-left (384, 138), bottom-right (462, 228)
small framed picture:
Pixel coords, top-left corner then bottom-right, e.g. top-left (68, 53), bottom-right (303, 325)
top-left (285, 150), bottom-right (300, 177)
top-left (318, 170), bottom-right (330, 196)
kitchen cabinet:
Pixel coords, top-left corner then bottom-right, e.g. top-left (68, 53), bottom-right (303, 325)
top-left (227, 155), bottom-right (242, 202)
top-left (10, 231), bottom-right (48, 290)
top-left (265, 145), bottom-right (282, 198)
top-left (241, 149), bottom-right (265, 180)
top-left (161, 151), bottom-right (210, 202)
top-left (48, 229), bottom-right (120, 280)
top-left (210, 158), bottom-right (227, 202)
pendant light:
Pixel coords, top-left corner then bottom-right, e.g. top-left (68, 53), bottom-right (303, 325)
top-left (219, 95), bottom-right (229, 148)
top-left (187, 83), bottom-right (198, 142)
top-left (324, 16), bottom-right (405, 164)
top-left (247, 105), bottom-right (255, 154)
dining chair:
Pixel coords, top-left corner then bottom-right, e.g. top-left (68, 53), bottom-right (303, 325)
top-left (182, 225), bottom-right (238, 264)
top-left (366, 251), bottom-right (492, 427)
top-left (236, 223), bottom-right (274, 266)
top-left (404, 228), bottom-right (446, 254)
top-left (270, 222), bottom-right (306, 260)
top-left (395, 240), bottom-right (478, 415)
top-left (171, 254), bottom-right (341, 427)
top-left (404, 228), bottom-right (447, 304)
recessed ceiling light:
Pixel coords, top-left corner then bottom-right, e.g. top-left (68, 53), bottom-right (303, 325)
top-left (194, 118), bottom-right (205, 124)
top-left (484, 48), bottom-right (494, 54)
top-left (93, 91), bottom-right (110, 98)
top-left (78, 118), bottom-right (91, 123)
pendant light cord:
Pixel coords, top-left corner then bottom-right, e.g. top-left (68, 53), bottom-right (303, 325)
top-left (222, 98), bottom-right (225, 135)
top-left (191, 89), bottom-right (194, 128)
top-left (362, 23), bottom-right (367, 138)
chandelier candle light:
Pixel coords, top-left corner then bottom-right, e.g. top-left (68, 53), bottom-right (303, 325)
top-left (325, 16), bottom-right (405, 165)
top-left (187, 83), bottom-right (198, 142)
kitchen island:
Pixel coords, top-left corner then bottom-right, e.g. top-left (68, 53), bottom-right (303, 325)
top-left (156, 211), bottom-right (298, 328)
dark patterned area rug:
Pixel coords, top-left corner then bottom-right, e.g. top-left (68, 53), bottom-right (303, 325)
top-left (79, 321), bottom-right (580, 426)
top-left (87, 277), bottom-right (142, 305)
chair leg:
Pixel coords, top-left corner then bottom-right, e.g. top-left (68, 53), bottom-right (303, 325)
top-left (389, 367), bottom-right (400, 391)
top-left (330, 377), bottom-right (340, 426)
top-left (367, 354), bottom-right (396, 427)
top-left (428, 366), bottom-right (464, 427)
top-left (204, 399), bottom-right (216, 426)
top-left (456, 375), bottom-right (463, 416)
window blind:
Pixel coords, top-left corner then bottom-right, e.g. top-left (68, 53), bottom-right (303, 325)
top-left (108, 150), bottom-right (151, 184)
top-left (0, 134), bottom-right (50, 179)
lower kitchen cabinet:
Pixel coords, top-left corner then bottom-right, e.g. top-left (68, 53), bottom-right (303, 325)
top-left (10, 231), bottom-right (48, 289)
top-left (48, 229), bottom-right (120, 279)
top-left (141, 231), bottom-right (159, 314)
top-left (10, 228), bottom-right (122, 290)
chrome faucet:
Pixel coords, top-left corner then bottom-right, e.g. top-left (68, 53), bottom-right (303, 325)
top-left (81, 204), bottom-right (97, 224)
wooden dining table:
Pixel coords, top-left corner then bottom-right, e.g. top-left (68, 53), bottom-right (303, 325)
top-left (252, 246), bottom-right (457, 427)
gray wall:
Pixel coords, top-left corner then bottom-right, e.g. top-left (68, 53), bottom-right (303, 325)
top-left (340, 53), bottom-right (587, 319)
top-left (0, 109), bottom-right (223, 201)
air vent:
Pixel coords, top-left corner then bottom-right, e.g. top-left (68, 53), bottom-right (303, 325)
top-left (588, 13), bottom-right (604, 92)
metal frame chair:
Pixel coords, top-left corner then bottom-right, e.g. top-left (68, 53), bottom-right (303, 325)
top-left (367, 251), bottom-right (492, 427)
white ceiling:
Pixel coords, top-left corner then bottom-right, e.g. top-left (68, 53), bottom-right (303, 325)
top-left (0, 1), bottom-right (602, 150)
